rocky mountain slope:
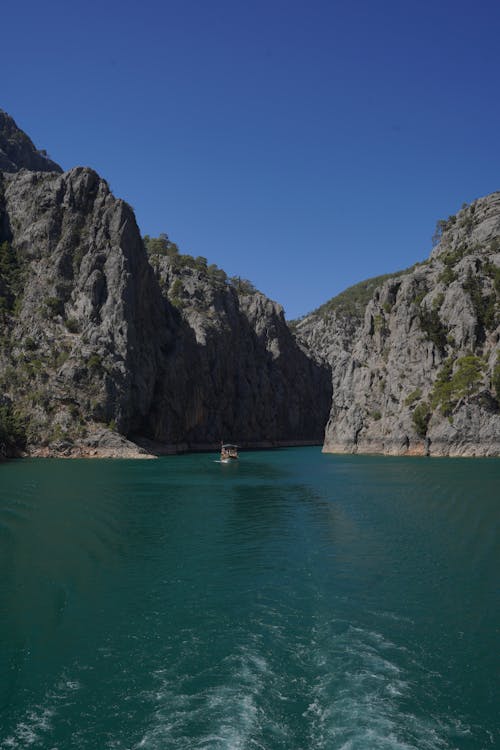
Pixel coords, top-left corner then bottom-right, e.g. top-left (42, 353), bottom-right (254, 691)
top-left (0, 110), bottom-right (62, 174)
top-left (0, 111), bottom-right (331, 457)
top-left (296, 195), bottom-right (500, 456)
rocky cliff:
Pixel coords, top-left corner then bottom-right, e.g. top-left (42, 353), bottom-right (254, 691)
top-left (0, 166), bottom-right (169, 456)
top-left (2, 109), bottom-right (498, 459)
top-left (146, 252), bottom-right (331, 448)
top-left (0, 112), bottom-right (331, 457)
top-left (296, 195), bottom-right (500, 456)
top-left (0, 110), bottom-right (62, 174)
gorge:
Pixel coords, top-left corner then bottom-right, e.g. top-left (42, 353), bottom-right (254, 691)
top-left (1, 110), bottom-right (499, 458)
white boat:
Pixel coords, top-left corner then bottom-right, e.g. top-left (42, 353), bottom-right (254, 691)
top-left (220, 443), bottom-right (239, 462)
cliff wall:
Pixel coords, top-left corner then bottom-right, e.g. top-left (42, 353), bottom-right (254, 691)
top-left (0, 112), bottom-right (331, 456)
top-left (3, 108), bottom-right (498, 459)
top-left (147, 255), bottom-right (331, 448)
top-left (296, 195), bottom-right (500, 457)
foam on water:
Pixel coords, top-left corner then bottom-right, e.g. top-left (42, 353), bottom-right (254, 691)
top-left (301, 616), bottom-right (477, 750)
top-left (0, 614), bottom-right (492, 749)
top-left (0, 673), bottom-right (81, 750)
top-left (135, 634), bottom-right (285, 749)
top-left (126, 599), bottom-right (475, 750)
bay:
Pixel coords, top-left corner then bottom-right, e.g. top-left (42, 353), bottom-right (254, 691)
top-left (0, 448), bottom-right (498, 749)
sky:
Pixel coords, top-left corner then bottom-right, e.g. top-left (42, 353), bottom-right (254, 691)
top-left (3, 0), bottom-right (500, 319)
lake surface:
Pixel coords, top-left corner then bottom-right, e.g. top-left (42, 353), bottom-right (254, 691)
top-left (0, 449), bottom-right (498, 749)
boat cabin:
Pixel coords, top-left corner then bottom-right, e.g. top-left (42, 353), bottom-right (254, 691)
top-left (220, 443), bottom-right (239, 461)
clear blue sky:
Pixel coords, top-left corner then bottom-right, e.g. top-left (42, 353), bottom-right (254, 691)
top-left (3, 0), bottom-right (500, 318)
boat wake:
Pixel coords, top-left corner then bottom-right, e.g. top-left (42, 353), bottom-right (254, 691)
top-left (132, 607), bottom-right (477, 750)
top-left (0, 602), bottom-right (488, 749)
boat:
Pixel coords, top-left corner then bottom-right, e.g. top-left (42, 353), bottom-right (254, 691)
top-left (220, 443), bottom-right (239, 463)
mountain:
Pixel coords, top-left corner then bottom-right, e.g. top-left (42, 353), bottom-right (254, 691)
top-left (0, 110), bottom-right (62, 174)
top-left (295, 195), bottom-right (500, 456)
top-left (0, 112), bottom-right (331, 457)
top-left (1, 109), bottom-right (498, 459)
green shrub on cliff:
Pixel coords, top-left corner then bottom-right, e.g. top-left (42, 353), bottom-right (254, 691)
top-left (143, 233), bottom-right (179, 257)
top-left (432, 214), bottom-right (456, 246)
top-left (418, 295), bottom-right (448, 352)
top-left (207, 264), bottom-right (227, 284)
top-left (45, 296), bottom-right (64, 318)
top-left (438, 266), bottom-right (457, 285)
top-left (0, 241), bottom-right (22, 313)
top-left (452, 355), bottom-right (486, 397)
top-left (0, 403), bottom-right (26, 452)
top-left (463, 269), bottom-right (497, 334)
top-left (405, 388), bottom-right (422, 407)
top-left (430, 355), bottom-right (486, 416)
top-left (87, 353), bottom-right (103, 372)
top-left (144, 234), bottom-right (229, 286)
top-left (492, 356), bottom-right (500, 398)
top-left (229, 277), bottom-right (258, 295)
top-left (412, 402), bottom-right (431, 437)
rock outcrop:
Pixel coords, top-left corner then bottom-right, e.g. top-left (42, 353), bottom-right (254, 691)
top-left (0, 110), bottom-right (62, 174)
top-left (296, 195), bottom-right (500, 457)
top-left (0, 111), bottom-right (331, 456)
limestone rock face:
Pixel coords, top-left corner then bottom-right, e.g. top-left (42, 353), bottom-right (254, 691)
top-left (0, 111), bottom-right (331, 455)
top-left (296, 194), bottom-right (500, 457)
top-left (0, 110), bottom-right (62, 173)
top-left (0, 166), bottom-right (168, 452)
top-left (145, 256), bottom-right (332, 446)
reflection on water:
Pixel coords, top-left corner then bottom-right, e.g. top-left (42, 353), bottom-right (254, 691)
top-left (0, 451), bottom-right (499, 749)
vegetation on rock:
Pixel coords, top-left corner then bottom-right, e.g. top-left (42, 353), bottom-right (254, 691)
top-left (492, 355), bottom-right (500, 399)
top-left (0, 241), bottom-right (22, 314)
top-left (412, 402), bottom-right (431, 437)
top-left (430, 355), bottom-right (486, 416)
top-left (0, 401), bottom-right (26, 454)
top-left (418, 293), bottom-right (447, 352)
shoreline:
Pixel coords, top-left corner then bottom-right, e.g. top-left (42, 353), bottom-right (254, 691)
top-left (4, 438), bottom-right (499, 461)
top-left (322, 441), bottom-right (500, 458)
top-left (6, 438), bottom-right (325, 461)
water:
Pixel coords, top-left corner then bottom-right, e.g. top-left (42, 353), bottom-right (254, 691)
top-left (0, 449), bottom-right (498, 749)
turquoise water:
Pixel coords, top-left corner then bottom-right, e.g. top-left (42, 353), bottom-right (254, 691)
top-left (0, 449), bottom-right (498, 749)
